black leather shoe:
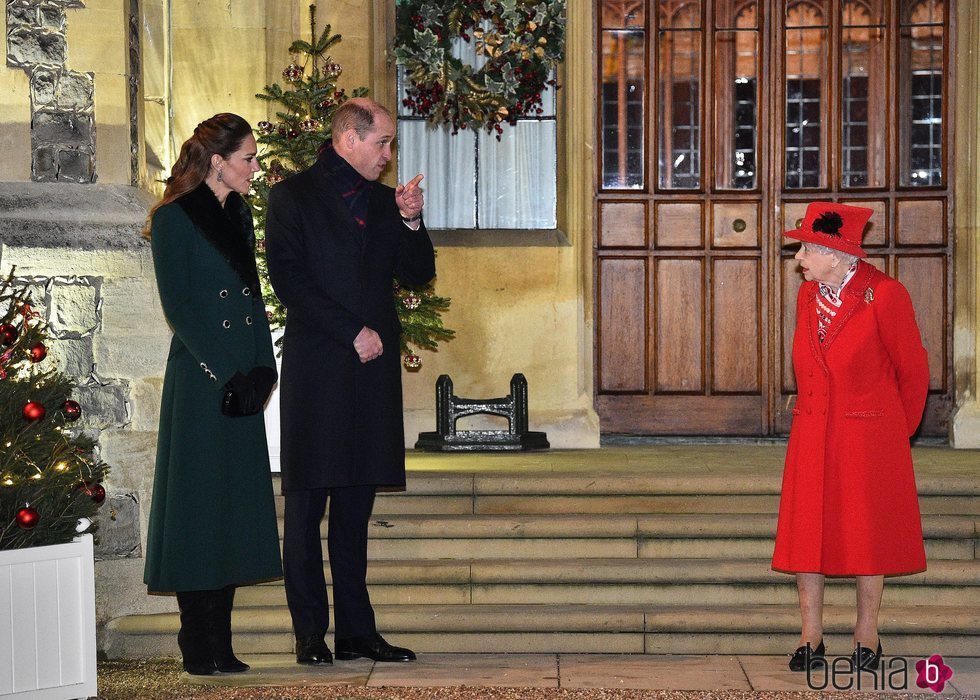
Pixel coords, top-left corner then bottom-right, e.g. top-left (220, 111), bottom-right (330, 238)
top-left (295, 636), bottom-right (333, 665)
top-left (335, 633), bottom-right (416, 662)
top-left (788, 640), bottom-right (826, 672)
top-left (853, 641), bottom-right (883, 671)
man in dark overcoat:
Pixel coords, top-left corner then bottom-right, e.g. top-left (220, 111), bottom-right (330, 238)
top-left (265, 98), bottom-right (434, 664)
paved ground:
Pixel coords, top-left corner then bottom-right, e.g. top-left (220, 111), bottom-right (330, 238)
top-left (179, 653), bottom-right (978, 695)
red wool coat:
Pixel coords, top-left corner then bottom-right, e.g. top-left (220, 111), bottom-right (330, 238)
top-left (772, 261), bottom-right (929, 576)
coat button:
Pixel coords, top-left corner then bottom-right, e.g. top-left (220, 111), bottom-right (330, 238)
top-left (222, 320), bottom-right (231, 329)
top-left (242, 287), bottom-right (251, 296)
top-left (807, 408), bottom-right (812, 415)
top-left (219, 289), bottom-right (229, 298)
top-left (245, 316), bottom-right (253, 325)
top-left (808, 390), bottom-right (813, 397)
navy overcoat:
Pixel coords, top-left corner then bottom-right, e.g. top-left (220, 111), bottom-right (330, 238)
top-left (265, 158), bottom-right (435, 491)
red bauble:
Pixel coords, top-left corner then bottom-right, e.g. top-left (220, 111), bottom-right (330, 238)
top-left (0, 323), bottom-right (17, 345)
top-left (22, 401), bottom-right (45, 421)
top-left (63, 399), bottom-right (82, 421)
top-left (16, 507), bottom-right (40, 529)
top-left (29, 342), bottom-right (47, 362)
top-left (76, 480), bottom-right (106, 504)
top-left (89, 483), bottom-right (106, 504)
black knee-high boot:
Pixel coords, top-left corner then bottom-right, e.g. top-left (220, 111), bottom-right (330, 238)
top-left (207, 586), bottom-right (249, 673)
top-left (176, 591), bottom-right (218, 676)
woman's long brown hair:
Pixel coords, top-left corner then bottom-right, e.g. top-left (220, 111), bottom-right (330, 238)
top-left (142, 113), bottom-right (253, 238)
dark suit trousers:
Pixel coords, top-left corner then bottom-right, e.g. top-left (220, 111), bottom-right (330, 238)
top-left (282, 485), bottom-right (378, 640)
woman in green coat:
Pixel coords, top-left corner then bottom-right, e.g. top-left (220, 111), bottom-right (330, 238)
top-left (143, 113), bottom-right (282, 675)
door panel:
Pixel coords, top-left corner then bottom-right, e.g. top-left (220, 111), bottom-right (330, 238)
top-left (654, 258), bottom-right (704, 392)
top-left (895, 198), bottom-right (946, 246)
top-left (655, 202), bottom-right (703, 247)
top-left (598, 258), bottom-right (648, 392)
top-left (596, 0), bottom-right (953, 436)
top-left (895, 254), bottom-right (947, 392)
top-left (711, 258), bottom-right (761, 393)
top-left (712, 202), bottom-right (760, 247)
top-left (599, 201), bottom-right (648, 247)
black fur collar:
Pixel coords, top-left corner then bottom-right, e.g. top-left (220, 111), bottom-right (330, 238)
top-left (176, 184), bottom-right (261, 294)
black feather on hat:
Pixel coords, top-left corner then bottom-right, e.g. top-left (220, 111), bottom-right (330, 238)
top-left (812, 211), bottom-right (844, 236)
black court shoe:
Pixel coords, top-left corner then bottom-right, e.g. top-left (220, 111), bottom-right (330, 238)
top-left (853, 641), bottom-right (883, 671)
top-left (788, 640), bottom-right (826, 672)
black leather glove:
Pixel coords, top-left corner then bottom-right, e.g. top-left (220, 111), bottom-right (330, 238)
top-left (248, 366), bottom-right (278, 409)
top-left (221, 371), bottom-right (258, 417)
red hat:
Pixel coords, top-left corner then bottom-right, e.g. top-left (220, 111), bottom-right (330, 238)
top-left (784, 202), bottom-right (873, 258)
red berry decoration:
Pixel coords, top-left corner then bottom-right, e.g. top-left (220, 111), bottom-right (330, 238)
top-left (16, 506), bottom-right (40, 529)
top-left (403, 353), bottom-right (422, 370)
top-left (0, 323), bottom-right (17, 345)
top-left (282, 62), bottom-right (304, 82)
top-left (63, 399), bottom-right (82, 421)
top-left (22, 401), bottom-right (45, 421)
top-left (29, 342), bottom-right (47, 362)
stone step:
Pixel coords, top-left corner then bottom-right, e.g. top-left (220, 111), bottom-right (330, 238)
top-left (281, 513), bottom-right (976, 560)
top-left (272, 468), bottom-right (980, 516)
top-left (233, 559), bottom-right (980, 608)
top-left (279, 493), bottom-right (980, 517)
top-left (104, 603), bottom-right (980, 657)
top-left (288, 513), bottom-right (975, 540)
top-left (109, 454), bottom-right (980, 663)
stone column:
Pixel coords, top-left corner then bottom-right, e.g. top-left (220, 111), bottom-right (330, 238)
top-left (951, 2), bottom-right (980, 448)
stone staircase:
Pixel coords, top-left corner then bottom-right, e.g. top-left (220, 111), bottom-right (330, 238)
top-left (104, 448), bottom-right (980, 659)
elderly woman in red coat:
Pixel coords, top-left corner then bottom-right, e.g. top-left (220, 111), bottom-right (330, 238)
top-left (772, 202), bottom-right (929, 674)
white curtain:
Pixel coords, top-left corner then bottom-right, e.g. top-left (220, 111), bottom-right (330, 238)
top-left (477, 120), bottom-right (556, 228)
top-left (397, 120), bottom-right (477, 229)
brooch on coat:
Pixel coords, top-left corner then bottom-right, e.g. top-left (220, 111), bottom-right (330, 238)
top-left (864, 288), bottom-right (874, 304)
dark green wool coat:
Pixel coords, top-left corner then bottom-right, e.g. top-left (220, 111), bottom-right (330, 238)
top-left (144, 184), bottom-right (283, 593)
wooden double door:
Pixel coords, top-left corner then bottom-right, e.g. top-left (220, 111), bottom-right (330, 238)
top-left (594, 0), bottom-right (952, 436)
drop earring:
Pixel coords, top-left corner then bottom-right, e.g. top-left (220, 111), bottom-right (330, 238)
top-left (217, 169), bottom-right (224, 183)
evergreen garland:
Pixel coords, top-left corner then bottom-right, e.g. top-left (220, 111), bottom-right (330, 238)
top-left (394, 0), bottom-right (566, 135)
top-left (252, 4), bottom-right (454, 368)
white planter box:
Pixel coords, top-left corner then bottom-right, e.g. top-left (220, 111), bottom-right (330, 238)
top-left (0, 534), bottom-right (97, 699)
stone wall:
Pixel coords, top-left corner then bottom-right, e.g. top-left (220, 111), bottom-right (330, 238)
top-left (0, 181), bottom-right (178, 643)
top-left (6, 0), bottom-right (96, 182)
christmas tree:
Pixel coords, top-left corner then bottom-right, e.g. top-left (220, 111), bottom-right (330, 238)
top-left (252, 3), bottom-right (454, 369)
top-left (0, 270), bottom-right (109, 550)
